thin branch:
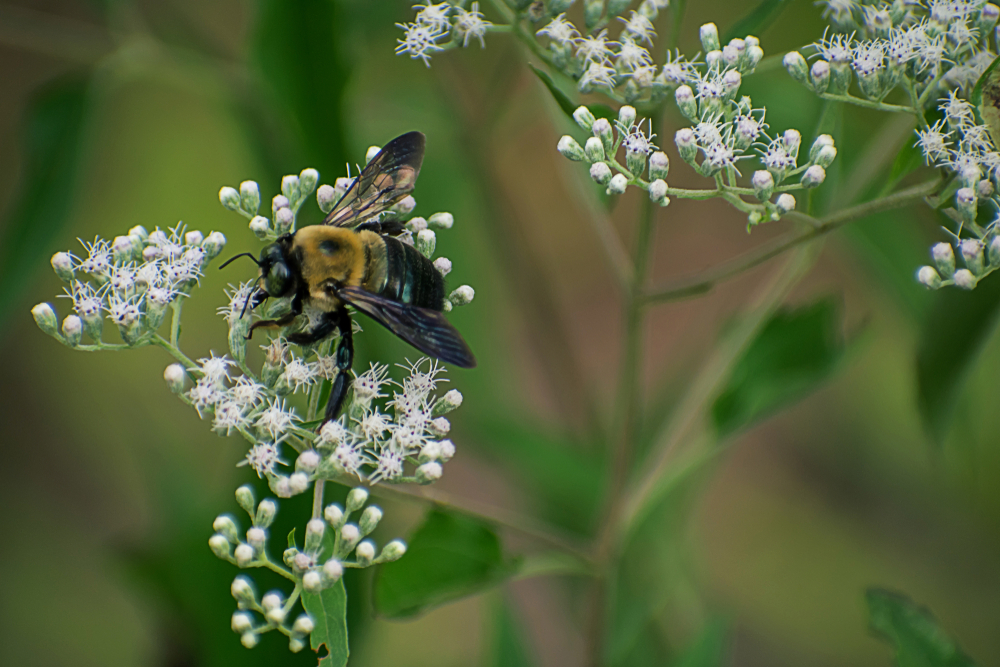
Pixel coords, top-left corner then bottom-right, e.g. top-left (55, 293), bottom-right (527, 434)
top-left (818, 92), bottom-right (918, 115)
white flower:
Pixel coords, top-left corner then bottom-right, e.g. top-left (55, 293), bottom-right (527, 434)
top-left (318, 418), bottom-right (352, 447)
top-left (107, 264), bottom-right (136, 293)
top-left (356, 409), bottom-right (391, 441)
top-left (333, 442), bottom-right (367, 478)
top-left (536, 13), bottom-right (578, 44)
top-left (106, 292), bottom-right (142, 326)
top-left (454, 2), bottom-right (491, 48)
top-left (575, 30), bottom-right (616, 65)
top-left (147, 285), bottom-right (179, 307)
top-left (818, 0), bottom-right (858, 25)
top-left (579, 61), bottom-right (618, 91)
top-left (62, 280), bottom-right (104, 318)
top-left (188, 377), bottom-right (223, 417)
top-left (658, 51), bottom-right (698, 86)
top-left (812, 30), bottom-right (854, 63)
top-left (413, 1), bottom-right (451, 31)
top-left (620, 11), bottom-right (656, 45)
top-left (760, 137), bottom-right (797, 171)
top-left (245, 441), bottom-right (283, 478)
top-left (620, 118), bottom-right (658, 155)
top-left (213, 400), bottom-right (249, 435)
top-left (915, 119), bottom-right (953, 163)
top-left (400, 358), bottom-right (446, 400)
top-left (396, 21), bottom-right (447, 66)
top-left (218, 281), bottom-right (256, 324)
top-left (353, 363), bottom-right (390, 401)
top-left (852, 39), bottom-right (885, 76)
top-left (942, 91), bottom-right (976, 126)
top-left (616, 38), bottom-right (652, 72)
top-left (281, 357), bottom-right (318, 393)
top-left (256, 397), bottom-right (299, 439)
top-left (694, 120), bottom-right (724, 146)
top-left (77, 237), bottom-right (112, 275)
top-left (135, 260), bottom-right (163, 288)
top-left (370, 449), bottom-right (405, 483)
top-left (199, 352), bottom-right (235, 386)
top-left (703, 142), bottom-right (739, 172)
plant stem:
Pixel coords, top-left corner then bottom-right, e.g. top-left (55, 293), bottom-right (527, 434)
top-left (312, 480), bottom-right (325, 520)
top-left (170, 296), bottom-right (184, 347)
top-left (151, 333), bottom-right (198, 368)
top-left (643, 178), bottom-right (940, 303)
top-left (818, 92), bottom-right (917, 115)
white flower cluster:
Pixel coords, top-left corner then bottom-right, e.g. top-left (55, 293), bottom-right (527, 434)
top-left (395, 1), bottom-right (493, 66)
top-left (788, 2), bottom-right (998, 102)
top-left (209, 485), bottom-right (407, 652)
top-left (33, 223), bottom-right (226, 347)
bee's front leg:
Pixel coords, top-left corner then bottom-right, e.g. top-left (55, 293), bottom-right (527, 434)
top-left (321, 308), bottom-right (354, 426)
top-left (246, 293), bottom-right (302, 339)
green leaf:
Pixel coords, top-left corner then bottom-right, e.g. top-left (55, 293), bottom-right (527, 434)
top-left (0, 74), bottom-right (92, 322)
top-left (866, 589), bottom-right (977, 667)
top-left (712, 299), bottom-right (847, 436)
top-left (373, 509), bottom-right (517, 618)
top-left (287, 528), bottom-right (297, 550)
top-left (723, 0), bottom-right (790, 42)
top-left (529, 64), bottom-right (578, 120)
top-left (971, 55), bottom-right (1000, 148)
top-left (302, 579), bottom-right (349, 667)
top-left (492, 597), bottom-right (536, 667)
top-left (671, 619), bottom-right (729, 667)
top-left (916, 271), bottom-right (1000, 443)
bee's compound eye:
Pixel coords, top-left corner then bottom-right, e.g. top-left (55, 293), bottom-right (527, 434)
top-left (265, 261), bottom-right (292, 297)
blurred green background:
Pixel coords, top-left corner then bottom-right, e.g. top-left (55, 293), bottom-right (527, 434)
top-left (1, 1), bottom-right (999, 666)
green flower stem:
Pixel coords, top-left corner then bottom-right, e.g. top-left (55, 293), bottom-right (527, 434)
top-left (256, 553), bottom-right (297, 581)
top-left (151, 333), bottom-right (198, 368)
top-left (169, 296), bottom-right (184, 347)
top-left (901, 75), bottom-right (930, 129)
top-left (917, 70), bottom-right (946, 108)
top-left (312, 479), bottom-right (325, 520)
top-left (818, 91), bottom-right (917, 115)
top-left (642, 178), bottom-right (941, 303)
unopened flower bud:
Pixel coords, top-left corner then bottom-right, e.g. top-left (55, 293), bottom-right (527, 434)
top-left (449, 285), bottom-right (475, 306)
top-left (129, 225), bottom-right (149, 240)
top-left (416, 461), bottom-right (443, 483)
top-left (438, 439), bottom-right (456, 461)
top-left (723, 43), bottom-right (740, 67)
top-left (283, 547), bottom-right (298, 567)
top-left (359, 506), bottom-right (383, 534)
top-left (954, 268), bottom-right (977, 290)
top-left (235, 543), bottom-right (254, 566)
top-left (366, 145), bottom-right (382, 163)
top-left (255, 499), bottom-right (277, 528)
top-left (231, 575), bottom-right (256, 604)
top-left (289, 472), bottom-right (310, 495)
top-left (356, 540), bottom-right (376, 566)
top-left (239, 181), bottom-right (260, 214)
top-left (420, 441), bottom-right (442, 462)
top-left (299, 168), bottom-right (319, 196)
top-left (32, 303), bottom-right (58, 336)
top-left (588, 120), bottom-right (612, 157)
top-left (751, 170), bottom-right (774, 201)
top-left (960, 238), bottom-right (985, 275)
top-left (317, 184), bottom-right (337, 213)
top-left (214, 514), bottom-right (240, 543)
top-left (648, 178), bottom-right (669, 205)
top-left (380, 540), bottom-right (407, 562)
top-left (675, 127), bottom-right (697, 163)
top-left (340, 523), bottom-right (361, 549)
top-left (219, 186), bottom-right (241, 211)
top-left (275, 207), bottom-right (295, 234)
top-left (428, 416), bottom-right (451, 436)
top-left (346, 487), bottom-right (368, 512)
top-left (142, 246), bottom-right (161, 262)
top-left (323, 558), bottom-right (343, 582)
top-left (433, 257), bottom-right (452, 276)
top-left (722, 69), bottom-right (742, 98)
top-left (292, 614), bottom-right (314, 635)
top-left (302, 570), bottom-right (322, 593)
top-left (917, 266), bottom-right (942, 289)
top-left (203, 231), bottom-right (226, 259)
top-left (428, 212), bottom-right (454, 229)
top-left (573, 105), bottom-right (596, 131)
top-left (266, 606), bottom-right (286, 625)
top-left (783, 51), bottom-right (809, 85)
top-left (607, 173), bottom-right (628, 195)
top-left (747, 44), bottom-right (764, 69)
top-left (626, 149), bottom-right (647, 177)
top-left (235, 485), bottom-right (255, 515)
top-left (810, 60), bottom-right (831, 93)
top-left (324, 503), bottom-right (344, 527)
top-left (273, 475), bottom-right (292, 498)
top-left (590, 162), bottom-right (612, 185)
top-left (932, 243), bottom-right (956, 276)
top-left (699, 22), bottom-right (720, 52)
top-left (434, 389), bottom-right (464, 415)
top-left (801, 165), bottom-right (826, 188)
top-left (407, 216), bottom-right (428, 233)
top-left (648, 151), bottom-right (669, 180)
top-left (618, 105), bottom-right (637, 128)
top-left (956, 188), bottom-right (977, 223)
top-left (247, 527), bottom-right (266, 552)
top-left (164, 363), bottom-right (187, 393)
top-left (783, 129), bottom-right (801, 155)
top-left (249, 216), bottom-right (270, 239)
top-left (814, 145), bottom-right (838, 168)
top-left (809, 134), bottom-right (834, 162)
top-left (281, 175), bottom-right (300, 201)
top-left (990, 237), bottom-right (1000, 266)
top-left (241, 632), bottom-right (258, 649)
top-left (296, 450), bottom-right (320, 473)
top-left (209, 534), bottom-right (231, 559)
top-left (231, 611), bottom-right (253, 633)
top-left (62, 315), bottom-right (82, 347)
top-left (50, 252), bottom-right (75, 281)
top-left (305, 518), bottom-right (325, 552)
top-left (112, 235), bottom-right (134, 263)
top-left (977, 3), bottom-right (1000, 34)
top-left (978, 179), bottom-right (994, 198)
top-left (416, 229), bottom-right (436, 258)
top-left (584, 137), bottom-right (605, 162)
top-left (557, 135), bottom-right (586, 161)
top-left (775, 193), bottom-right (796, 215)
top-left (675, 85), bottom-right (697, 121)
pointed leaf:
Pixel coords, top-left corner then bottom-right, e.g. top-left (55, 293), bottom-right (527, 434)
top-left (302, 579), bottom-right (349, 667)
top-left (712, 299), bottom-right (847, 436)
top-left (866, 589), bottom-right (977, 667)
top-left (529, 64), bottom-right (578, 120)
top-left (374, 509), bottom-right (517, 618)
top-left (493, 597), bottom-right (536, 667)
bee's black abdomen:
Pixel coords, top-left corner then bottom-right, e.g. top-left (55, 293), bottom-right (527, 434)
top-left (381, 236), bottom-right (444, 310)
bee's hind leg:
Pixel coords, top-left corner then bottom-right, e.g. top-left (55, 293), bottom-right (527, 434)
top-left (246, 294), bottom-right (302, 339)
top-left (320, 309), bottom-right (354, 427)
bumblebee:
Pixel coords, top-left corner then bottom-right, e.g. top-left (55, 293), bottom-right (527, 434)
top-left (222, 131), bottom-right (476, 424)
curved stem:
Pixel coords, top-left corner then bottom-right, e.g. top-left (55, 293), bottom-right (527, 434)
top-left (818, 92), bottom-right (917, 115)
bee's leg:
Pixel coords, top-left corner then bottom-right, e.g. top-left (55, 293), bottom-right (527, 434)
top-left (246, 294), bottom-right (303, 339)
top-left (321, 309), bottom-right (354, 426)
top-left (287, 310), bottom-right (338, 346)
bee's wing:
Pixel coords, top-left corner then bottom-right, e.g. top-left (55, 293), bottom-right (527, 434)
top-left (337, 286), bottom-right (476, 368)
top-left (324, 131), bottom-right (425, 228)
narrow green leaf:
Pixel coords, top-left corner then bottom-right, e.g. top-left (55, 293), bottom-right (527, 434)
top-left (712, 299), bottom-right (847, 436)
top-left (287, 528), bottom-right (297, 550)
top-left (302, 579), bottom-right (349, 667)
top-left (916, 272), bottom-right (1000, 443)
top-left (493, 597), bottom-right (536, 667)
top-left (866, 589), bottom-right (977, 667)
top-left (0, 74), bottom-right (92, 322)
top-left (374, 509), bottom-right (517, 618)
top-left (529, 64), bottom-right (578, 120)
top-left (723, 0), bottom-right (790, 42)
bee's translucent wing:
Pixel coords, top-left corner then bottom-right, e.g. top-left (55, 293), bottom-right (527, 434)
top-left (337, 286), bottom-right (476, 368)
top-left (323, 131), bottom-right (425, 228)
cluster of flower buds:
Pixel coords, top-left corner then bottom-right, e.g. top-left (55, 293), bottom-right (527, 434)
top-left (395, 1), bottom-right (493, 66)
top-left (560, 104), bottom-right (671, 206)
top-left (746, 132), bottom-right (838, 224)
top-left (220, 168), bottom-right (319, 241)
top-left (918, 236), bottom-right (1000, 290)
top-left (33, 223), bottom-right (226, 347)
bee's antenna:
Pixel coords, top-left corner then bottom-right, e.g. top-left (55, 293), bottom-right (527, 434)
top-left (219, 253), bottom-right (261, 270)
top-left (241, 288), bottom-right (265, 318)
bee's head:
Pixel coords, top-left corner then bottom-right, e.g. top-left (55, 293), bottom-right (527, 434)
top-left (258, 241), bottom-right (294, 298)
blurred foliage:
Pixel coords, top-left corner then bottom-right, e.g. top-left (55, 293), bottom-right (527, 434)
top-left (867, 589), bottom-right (977, 667)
